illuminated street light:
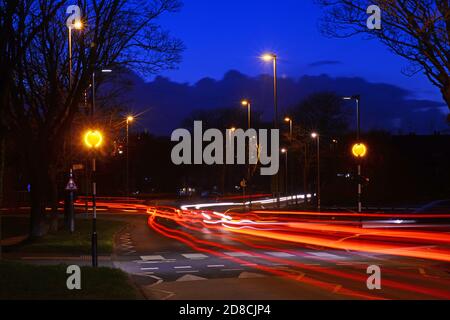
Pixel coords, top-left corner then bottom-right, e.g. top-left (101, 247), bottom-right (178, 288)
top-left (68, 21), bottom-right (83, 88)
top-left (73, 20), bottom-right (83, 30)
top-left (261, 53), bottom-right (276, 62)
top-left (261, 52), bottom-right (279, 206)
top-left (126, 115), bottom-right (135, 199)
top-left (83, 130), bottom-right (103, 149)
top-left (284, 117), bottom-right (293, 142)
top-left (241, 100), bottom-right (251, 129)
top-left (67, 19), bottom-right (83, 189)
top-left (311, 132), bottom-right (320, 211)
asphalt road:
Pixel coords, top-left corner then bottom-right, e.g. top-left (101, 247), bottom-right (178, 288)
top-left (111, 214), bottom-right (450, 300)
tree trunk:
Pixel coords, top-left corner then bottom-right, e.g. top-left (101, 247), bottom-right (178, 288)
top-left (441, 85), bottom-right (450, 123)
top-left (0, 133), bottom-right (4, 259)
top-left (29, 181), bottom-right (46, 238)
top-left (48, 170), bottom-right (59, 233)
top-left (28, 151), bottom-right (50, 238)
top-left (0, 134), bottom-right (5, 208)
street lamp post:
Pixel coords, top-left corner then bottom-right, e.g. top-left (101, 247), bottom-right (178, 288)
top-left (91, 69), bottom-right (112, 115)
top-left (241, 100), bottom-right (251, 210)
top-left (311, 133), bottom-right (320, 211)
top-left (281, 148), bottom-right (288, 199)
top-left (343, 95), bottom-right (363, 213)
top-left (284, 117), bottom-right (293, 143)
top-left (241, 100), bottom-right (251, 129)
top-left (126, 116), bottom-right (134, 199)
top-left (66, 20), bottom-right (82, 231)
top-left (86, 68), bottom-right (111, 268)
top-left (262, 53), bottom-right (280, 207)
top-left (68, 21), bottom-right (83, 89)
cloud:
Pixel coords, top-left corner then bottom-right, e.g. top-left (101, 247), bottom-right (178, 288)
top-left (308, 60), bottom-right (342, 68)
top-left (117, 70), bottom-right (447, 136)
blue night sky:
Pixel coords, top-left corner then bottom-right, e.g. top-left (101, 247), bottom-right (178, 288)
top-left (157, 0), bottom-right (440, 101)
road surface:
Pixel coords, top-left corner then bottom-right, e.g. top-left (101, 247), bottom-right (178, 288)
top-left (108, 201), bottom-right (450, 300)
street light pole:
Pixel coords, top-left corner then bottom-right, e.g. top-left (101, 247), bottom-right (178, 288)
top-left (127, 119), bottom-right (129, 198)
top-left (68, 26), bottom-right (72, 89)
top-left (311, 133), bottom-right (320, 211)
top-left (126, 116), bottom-right (134, 200)
top-left (343, 95), bottom-right (362, 213)
top-left (91, 73), bottom-right (98, 268)
top-left (284, 117), bottom-right (293, 143)
top-left (241, 100), bottom-right (251, 210)
top-left (66, 21), bottom-right (82, 231)
top-left (262, 53), bottom-right (280, 207)
top-left (282, 149), bottom-right (288, 197)
top-left (241, 100), bottom-right (251, 129)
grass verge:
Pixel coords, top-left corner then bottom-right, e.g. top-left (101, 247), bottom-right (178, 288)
top-left (0, 261), bottom-right (138, 299)
top-left (19, 218), bottom-right (125, 255)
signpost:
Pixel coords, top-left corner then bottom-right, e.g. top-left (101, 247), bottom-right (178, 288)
top-left (352, 143), bottom-right (368, 213)
top-left (65, 169), bottom-right (78, 233)
top-left (240, 178), bottom-right (247, 210)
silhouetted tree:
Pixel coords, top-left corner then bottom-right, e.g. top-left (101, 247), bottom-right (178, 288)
top-left (287, 92), bottom-right (350, 194)
top-left (290, 92), bottom-right (350, 136)
top-left (317, 0), bottom-right (450, 115)
top-left (1, 0), bottom-right (183, 237)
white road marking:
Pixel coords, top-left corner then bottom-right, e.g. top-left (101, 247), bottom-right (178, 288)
top-left (136, 259), bottom-right (176, 264)
top-left (149, 275), bottom-right (164, 287)
top-left (176, 274), bottom-right (207, 281)
top-left (182, 253), bottom-right (208, 259)
top-left (224, 252), bottom-right (253, 257)
top-left (140, 255), bottom-right (166, 261)
top-left (174, 266), bottom-right (192, 269)
top-left (265, 252), bottom-right (296, 258)
top-left (308, 252), bottom-right (345, 259)
top-left (207, 265), bottom-right (225, 268)
top-left (141, 267), bottom-right (159, 271)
